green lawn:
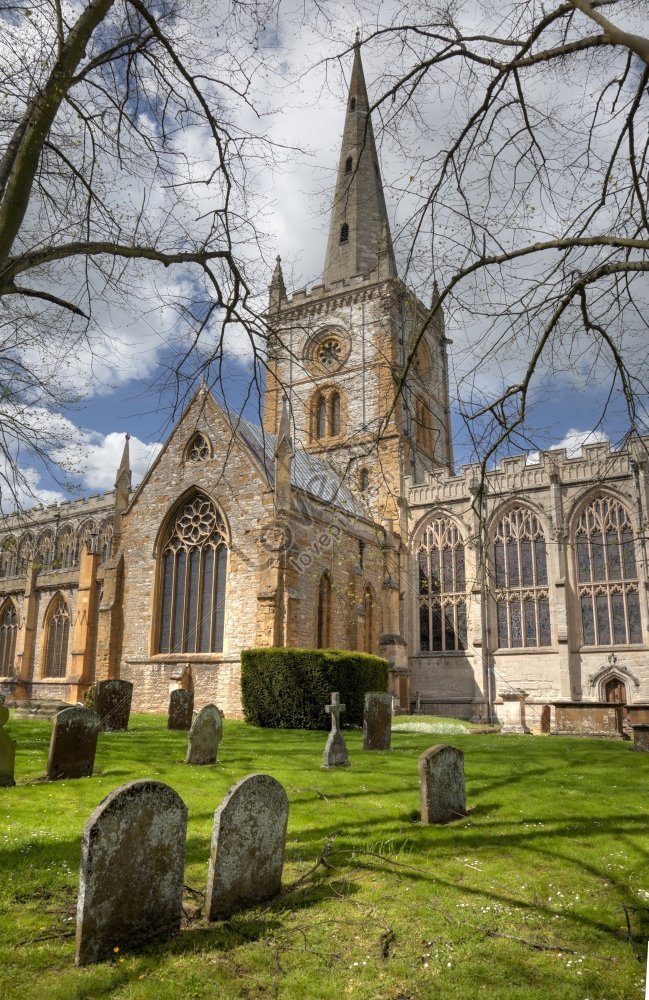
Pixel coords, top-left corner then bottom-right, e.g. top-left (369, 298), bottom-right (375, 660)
top-left (1, 714), bottom-right (648, 999)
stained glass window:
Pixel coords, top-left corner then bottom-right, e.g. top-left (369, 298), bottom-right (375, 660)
top-left (417, 518), bottom-right (467, 653)
top-left (575, 497), bottom-right (642, 646)
top-left (55, 527), bottom-right (76, 569)
top-left (158, 494), bottom-right (228, 654)
top-left (0, 538), bottom-right (16, 578)
top-left (494, 507), bottom-right (551, 648)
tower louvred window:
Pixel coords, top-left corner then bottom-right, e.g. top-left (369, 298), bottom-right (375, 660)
top-left (158, 494), bottom-right (228, 654)
top-left (345, 156), bottom-right (353, 173)
top-left (339, 223), bottom-right (349, 244)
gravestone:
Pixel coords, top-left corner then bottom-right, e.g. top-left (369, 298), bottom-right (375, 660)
top-left (418, 744), bottom-right (466, 824)
top-left (168, 689), bottom-right (194, 731)
top-left (363, 691), bottom-right (392, 751)
top-left (94, 679), bottom-right (133, 732)
top-left (631, 723), bottom-right (649, 752)
top-left (75, 779), bottom-right (187, 965)
top-left (498, 690), bottom-right (531, 734)
top-left (323, 692), bottom-right (349, 768)
top-left (205, 773), bottom-right (289, 921)
top-left (0, 703), bottom-right (16, 787)
top-left (185, 704), bottom-right (222, 764)
top-left (47, 706), bottom-right (100, 781)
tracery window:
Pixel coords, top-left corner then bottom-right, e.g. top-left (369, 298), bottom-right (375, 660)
top-left (98, 520), bottom-right (113, 563)
top-left (43, 595), bottom-right (70, 678)
top-left (494, 507), bottom-right (550, 648)
top-left (575, 497), bottom-right (642, 646)
top-left (55, 526), bottom-right (76, 569)
top-left (0, 601), bottom-right (18, 674)
top-left (317, 571), bottom-right (332, 648)
top-left (35, 531), bottom-right (54, 570)
top-left (158, 494), bottom-right (228, 654)
top-left (363, 585), bottom-right (374, 652)
top-left (77, 520), bottom-right (97, 559)
top-left (187, 433), bottom-right (210, 463)
top-left (0, 538), bottom-right (16, 578)
top-left (418, 519), bottom-right (467, 652)
top-left (17, 533), bottom-right (34, 572)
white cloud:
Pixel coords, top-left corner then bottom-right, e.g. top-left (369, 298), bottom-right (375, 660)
top-left (73, 432), bottom-right (162, 492)
top-left (527, 428), bottom-right (610, 465)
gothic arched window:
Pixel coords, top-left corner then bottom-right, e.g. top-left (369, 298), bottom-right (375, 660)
top-left (35, 531), bottom-right (54, 570)
top-left (494, 506), bottom-right (550, 648)
top-left (317, 571), bottom-right (332, 649)
top-left (158, 494), bottom-right (228, 654)
top-left (330, 392), bottom-right (341, 436)
top-left (575, 496), bottom-right (641, 645)
top-left (418, 519), bottom-right (467, 652)
top-left (98, 520), bottom-right (113, 563)
top-left (316, 395), bottom-right (327, 439)
top-left (186, 433), bottom-right (210, 463)
top-left (0, 537), bottom-right (16, 578)
top-left (77, 520), bottom-right (97, 559)
top-left (363, 585), bottom-right (374, 653)
top-left (55, 526), bottom-right (76, 569)
top-left (0, 601), bottom-right (18, 674)
top-left (43, 595), bottom-right (70, 678)
top-left (17, 533), bottom-right (34, 572)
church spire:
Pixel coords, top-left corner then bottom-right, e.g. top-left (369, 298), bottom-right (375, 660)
top-left (116, 433), bottom-right (131, 492)
top-left (322, 36), bottom-right (397, 286)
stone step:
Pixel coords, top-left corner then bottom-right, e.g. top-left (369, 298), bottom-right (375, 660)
top-left (12, 699), bottom-right (72, 720)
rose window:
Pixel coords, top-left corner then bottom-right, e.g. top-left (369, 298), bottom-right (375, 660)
top-left (317, 337), bottom-right (343, 369)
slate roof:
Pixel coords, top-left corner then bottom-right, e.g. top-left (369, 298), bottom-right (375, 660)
top-left (234, 416), bottom-right (367, 518)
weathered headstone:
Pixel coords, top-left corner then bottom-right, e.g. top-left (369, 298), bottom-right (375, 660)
top-left (47, 706), bottom-right (100, 781)
top-left (418, 744), bottom-right (466, 824)
top-left (205, 773), bottom-right (289, 921)
top-left (363, 691), bottom-right (392, 751)
top-left (0, 703), bottom-right (16, 787)
top-left (323, 692), bottom-right (349, 768)
top-left (631, 723), bottom-right (649, 752)
top-left (75, 779), bottom-right (187, 965)
top-left (94, 679), bottom-right (133, 732)
top-left (168, 689), bottom-right (194, 731)
top-left (185, 704), bottom-right (222, 764)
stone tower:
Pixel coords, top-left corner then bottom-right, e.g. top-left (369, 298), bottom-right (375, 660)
top-left (263, 36), bottom-right (453, 521)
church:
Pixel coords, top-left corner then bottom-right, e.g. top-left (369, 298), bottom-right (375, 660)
top-left (0, 43), bottom-right (648, 729)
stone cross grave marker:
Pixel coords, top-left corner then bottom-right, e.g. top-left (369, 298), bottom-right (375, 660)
top-left (363, 691), bottom-right (392, 751)
top-left (75, 779), bottom-right (187, 965)
top-left (168, 689), bottom-right (194, 731)
top-left (323, 692), bottom-right (349, 768)
top-left (205, 773), bottom-right (289, 921)
top-left (47, 706), bottom-right (100, 781)
top-left (94, 679), bottom-right (133, 732)
top-left (0, 703), bottom-right (16, 787)
top-left (418, 744), bottom-right (466, 824)
top-left (185, 704), bottom-right (222, 765)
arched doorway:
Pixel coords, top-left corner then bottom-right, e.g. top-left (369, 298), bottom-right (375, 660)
top-left (604, 676), bottom-right (628, 722)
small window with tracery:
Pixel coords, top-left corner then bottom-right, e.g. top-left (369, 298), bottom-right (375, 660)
top-left (187, 433), bottom-right (210, 463)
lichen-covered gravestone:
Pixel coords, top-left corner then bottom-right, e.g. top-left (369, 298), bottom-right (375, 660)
top-left (47, 706), bottom-right (100, 781)
top-left (363, 692), bottom-right (392, 751)
top-left (0, 703), bottom-right (16, 787)
top-left (323, 692), bottom-right (349, 768)
top-left (185, 704), bottom-right (222, 764)
top-left (94, 679), bottom-right (133, 732)
top-left (168, 689), bottom-right (194, 731)
top-left (418, 744), bottom-right (466, 824)
top-left (75, 780), bottom-right (187, 965)
top-left (205, 773), bottom-right (289, 921)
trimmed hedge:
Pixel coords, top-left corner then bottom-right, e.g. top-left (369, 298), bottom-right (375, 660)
top-left (241, 647), bottom-right (389, 730)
